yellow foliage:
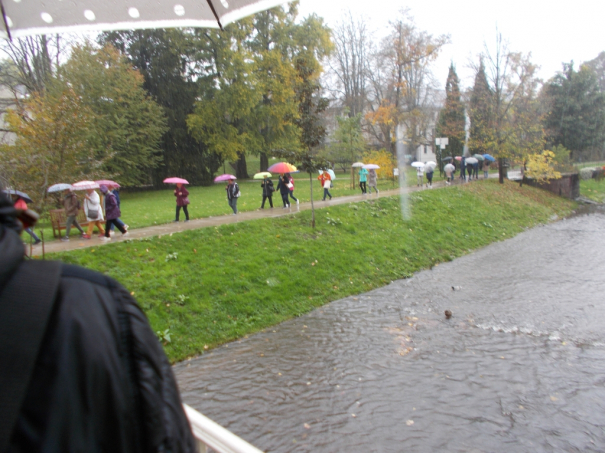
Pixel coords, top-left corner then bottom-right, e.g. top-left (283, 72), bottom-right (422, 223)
top-left (525, 150), bottom-right (561, 183)
top-left (362, 149), bottom-right (396, 179)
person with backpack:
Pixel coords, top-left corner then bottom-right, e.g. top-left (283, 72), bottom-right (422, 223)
top-left (100, 185), bottom-right (128, 241)
top-left (226, 178), bottom-right (239, 214)
top-left (260, 175), bottom-right (274, 209)
top-left (0, 188), bottom-right (196, 453)
top-left (61, 188), bottom-right (85, 241)
top-left (276, 174), bottom-right (291, 208)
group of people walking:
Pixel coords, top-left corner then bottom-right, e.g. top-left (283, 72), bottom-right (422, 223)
top-left (259, 172), bottom-right (299, 209)
top-left (358, 168), bottom-right (379, 195)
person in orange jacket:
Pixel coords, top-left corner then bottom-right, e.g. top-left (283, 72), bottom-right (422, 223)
top-left (318, 171), bottom-right (332, 201)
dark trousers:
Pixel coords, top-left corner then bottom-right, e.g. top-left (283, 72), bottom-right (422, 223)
top-left (288, 191), bottom-right (298, 202)
top-left (105, 219), bottom-right (126, 237)
top-left (24, 228), bottom-right (41, 243)
top-left (359, 181), bottom-right (367, 193)
top-left (261, 195), bottom-right (273, 208)
top-left (280, 193), bottom-right (289, 207)
top-left (109, 218), bottom-right (126, 231)
top-left (323, 188), bottom-right (332, 200)
top-left (176, 205), bottom-right (189, 221)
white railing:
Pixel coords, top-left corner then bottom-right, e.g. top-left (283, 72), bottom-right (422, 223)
top-left (183, 404), bottom-right (264, 453)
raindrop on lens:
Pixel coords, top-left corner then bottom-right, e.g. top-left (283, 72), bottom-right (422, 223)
top-left (128, 7), bottom-right (140, 18)
top-left (5, 16), bottom-right (12, 27)
top-left (220, 0), bottom-right (229, 8)
top-left (174, 4), bottom-right (185, 16)
top-left (41, 12), bottom-right (53, 23)
top-left (84, 10), bottom-right (96, 21)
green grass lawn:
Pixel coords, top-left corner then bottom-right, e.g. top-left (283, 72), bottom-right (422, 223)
top-left (49, 179), bottom-right (575, 363)
top-left (580, 177), bottom-right (605, 202)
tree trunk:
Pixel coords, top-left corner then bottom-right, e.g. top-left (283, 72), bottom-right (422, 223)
top-left (498, 157), bottom-right (505, 184)
top-left (260, 152), bottom-right (269, 172)
top-left (309, 172), bottom-right (315, 228)
top-left (235, 153), bottom-right (249, 179)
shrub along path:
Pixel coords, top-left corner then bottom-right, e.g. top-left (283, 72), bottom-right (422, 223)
top-left (33, 180), bottom-right (449, 256)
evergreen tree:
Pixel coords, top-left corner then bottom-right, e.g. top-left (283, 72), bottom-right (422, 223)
top-left (468, 59), bottom-right (492, 156)
top-left (542, 62), bottom-right (605, 161)
top-left (436, 63), bottom-right (465, 160)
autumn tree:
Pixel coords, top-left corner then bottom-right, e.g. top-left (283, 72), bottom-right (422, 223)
top-left (468, 59), bottom-right (492, 156)
top-left (323, 107), bottom-right (366, 173)
top-left (436, 63), bottom-right (465, 164)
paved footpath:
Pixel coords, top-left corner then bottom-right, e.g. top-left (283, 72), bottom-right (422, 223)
top-left (33, 178), bottom-right (468, 256)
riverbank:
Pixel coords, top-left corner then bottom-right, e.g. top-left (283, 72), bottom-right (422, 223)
top-left (50, 179), bottom-right (575, 362)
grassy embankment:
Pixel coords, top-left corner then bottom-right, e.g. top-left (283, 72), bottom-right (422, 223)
top-left (50, 179), bottom-right (575, 363)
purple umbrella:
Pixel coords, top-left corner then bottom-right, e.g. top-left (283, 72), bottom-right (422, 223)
top-left (214, 174), bottom-right (237, 183)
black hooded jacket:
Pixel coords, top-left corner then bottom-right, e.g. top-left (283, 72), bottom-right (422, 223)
top-left (0, 202), bottom-right (195, 452)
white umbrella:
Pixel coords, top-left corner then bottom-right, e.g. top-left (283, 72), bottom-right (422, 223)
top-left (352, 162), bottom-right (365, 167)
top-left (72, 180), bottom-right (100, 190)
top-left (411, 162), bottom-right (425, 168)
top-left (424, 161), bottom-right (437, 171)
top-left (318, 169), bottom-right (336, 179)
top-left (465, 157), bottom-right (479, 165)
top-left (444, 163), bottom-right (455, 172)
top-left (1, 0), bottom-right (286, 39)
top-left (47, 183), bottom-right (72, 193)
top-left (363, 164), bottom-right (380, 170)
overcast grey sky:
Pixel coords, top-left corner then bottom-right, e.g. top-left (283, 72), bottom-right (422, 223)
top-left (297, 0), bottom-right (604, 89)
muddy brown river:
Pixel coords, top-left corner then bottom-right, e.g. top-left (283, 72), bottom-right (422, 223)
top-left (175, 206), bottom-right (605, 452)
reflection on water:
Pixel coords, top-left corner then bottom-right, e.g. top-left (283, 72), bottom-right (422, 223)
top-left (175, 207), bottom-right (605, 452)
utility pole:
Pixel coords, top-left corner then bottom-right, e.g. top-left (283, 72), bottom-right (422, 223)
top-left (435, 137), bottom-right (448, 177)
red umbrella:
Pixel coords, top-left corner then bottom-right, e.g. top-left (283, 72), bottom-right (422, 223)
top-left (267, 162), bottom-right (297, 174)
top-left (213, 174), bottom-right (237, 183)
top-left (163, 177), bottom-right (189, 184)
top-left (95, 180), bottom-right (120, 188)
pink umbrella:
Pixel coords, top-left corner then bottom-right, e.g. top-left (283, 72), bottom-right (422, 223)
top-left (214, 174), bottom-right (237, 183)
top-left (72, 180), bottom-right (100, 190)
top-left (95, 180), bottom-right (120, 188)
top-left (455, 156), bottom-right (462, 161)
top-left (163, 177), bottom-right (189, 184)
top-left (267, 162), bottom-right (297, 173)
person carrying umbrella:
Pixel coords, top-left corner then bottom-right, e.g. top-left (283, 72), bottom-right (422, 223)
top-left (318, 170), bottom-right (332, 201)
top-left (12, 195), bottom-right (41, 245)
top-left (425, 167), bottom-right (434, 188)
top-left (285, 172), bottom-right (299, 205)
top-left (99, 185), bottom-right (128, 241)
top-left (61, 188), bottom-right (84, 241)
top-left (174, 183), bottom-right (190, 222)
top-left (260, 174), bottom-right (274, 209)
top-left (226, 178), bottom-right (240, 214)
top-left (83, 188), bottom-right (105, 238)
top-left (483, 160), bottom-right (490, 179)
top-left (276, 174), bottom-right (291, 208)
top-left (460, 156), bottom-right (466, 182)
top-left (367, 169), bottom-right (378, 194)
top-left (108, 184), bottom-right (129, 234)
top-left (358, 167), bottom-right (368, 194)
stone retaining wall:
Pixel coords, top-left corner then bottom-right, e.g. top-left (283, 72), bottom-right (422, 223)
top-left (522, 172), bottom-right (580, 199)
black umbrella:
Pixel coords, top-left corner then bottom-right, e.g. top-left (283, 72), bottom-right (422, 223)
top-left (2, 189), bottom-right (33, 204)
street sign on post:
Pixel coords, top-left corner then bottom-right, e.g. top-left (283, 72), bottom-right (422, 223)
top-left (436, 137), bottom-right (449, 176)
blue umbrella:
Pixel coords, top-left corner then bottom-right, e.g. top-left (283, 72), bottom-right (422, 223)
top-left (483, 154), bottom-right (496, 162)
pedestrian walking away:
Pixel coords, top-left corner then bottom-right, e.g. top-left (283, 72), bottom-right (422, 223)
top-left (483, 160), bottom-right (490, 179)
top-left (285, 172), bottom-right (299, 205)
top-left (260, 175), bottom-right (274, 209)
top-left (473, 162), bottom-right (479, 180)
top-left (460, 157), bottom-right (466, 181)
top-left (358, 167), bottom-right (368, 194)
top-left (174, 183), bottom-right (190, 222)
top-left (276, 174), bottom-right (291, 208)
top-left (416, 166), bottom-right (424, 187)
top-left (367, 168), bottom-right (379, 194)
top-left (426, 168), bottom-right (434, 188)
top-left (100, 185), bottom-right (127, 241)
top-left (108, 185), bottom-right (128, 233)
top-left (61, 189), bottom-right (84, 241)
top-left (12, 195), bottom-right (41, 244)
top-left (84, 188), bottom-right (105, 238)
top-left (226, 178), bottom-right (240, 214)
top-left (318, 170), bottom-right (333, 200)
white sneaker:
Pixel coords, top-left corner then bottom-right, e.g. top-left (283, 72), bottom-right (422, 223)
top-left (296, 199), bottom-right (299, 204)
top-left (124, 224), bottom-right (129, 230)
top-left (100, 236), bottom-right (112, 241)
top-left (122, 232), bottom-right (129, 237)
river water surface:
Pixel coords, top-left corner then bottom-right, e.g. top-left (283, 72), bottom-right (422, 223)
top-left (175, 207), bottom-right (605, 452)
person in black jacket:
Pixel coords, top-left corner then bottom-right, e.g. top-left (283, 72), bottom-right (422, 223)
top-left (260, 175), bottom-right (274, 209)
top-left (0, 190), bottom-right (196, 453)
top-left (275, 174), bottom-right (291, 208)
